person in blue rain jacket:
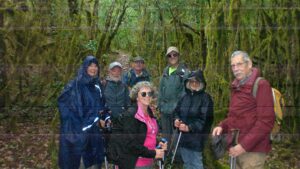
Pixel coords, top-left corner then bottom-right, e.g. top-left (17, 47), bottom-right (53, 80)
top-left (58, 56), bottom-right (106, 169)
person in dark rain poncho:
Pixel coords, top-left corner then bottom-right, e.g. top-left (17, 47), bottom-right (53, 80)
top-left (58, 56), bottom-right (107, 169)
top-left (174, 70), bottom-right (214, 169)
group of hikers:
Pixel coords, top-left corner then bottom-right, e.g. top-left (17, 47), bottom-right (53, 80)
top-left (58, 47), bottom-right (275, 169)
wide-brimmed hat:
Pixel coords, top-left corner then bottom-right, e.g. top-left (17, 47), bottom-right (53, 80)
top-left (166, 46), bottom-right (179, 56)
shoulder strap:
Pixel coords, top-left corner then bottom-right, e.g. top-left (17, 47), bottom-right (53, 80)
top-left (252, 77), bottom-right (264, 97)
top-left (127, 70), bottom-right (131, 78)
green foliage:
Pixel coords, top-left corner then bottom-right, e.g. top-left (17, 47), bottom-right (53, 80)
top-left (0, 0), bottom-right (299, 168)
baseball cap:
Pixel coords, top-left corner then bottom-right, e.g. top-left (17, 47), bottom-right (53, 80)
top-left (133, 56), bottom-right (145, 62)
top-left (109, 61), bottom-right (122, 70)
top-left (166, 46), bottom-right (179, 56)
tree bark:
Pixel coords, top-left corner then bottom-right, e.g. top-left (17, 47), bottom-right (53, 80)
top-left (96, 0), bottom-right (116, 58)
top-left (68, 0), bottom-right (79, 19)
top-left (91, 0), bottom-right (99, 39)
top-left (104, 0), bottom-right (128, 52)
top-left (0, 0), bottom-right (6, 113)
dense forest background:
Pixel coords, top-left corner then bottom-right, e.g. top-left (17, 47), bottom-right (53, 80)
top-left (0, 0), bottom-right (299, 168)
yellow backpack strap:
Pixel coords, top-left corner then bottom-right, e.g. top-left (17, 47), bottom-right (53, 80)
top-left (252, 77), bottom-right (264, 97)
top-left (272, 88), bottom-right (284, 124)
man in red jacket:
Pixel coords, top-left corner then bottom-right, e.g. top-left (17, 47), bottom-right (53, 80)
top-left (212, 51), bottom-right (275, 169)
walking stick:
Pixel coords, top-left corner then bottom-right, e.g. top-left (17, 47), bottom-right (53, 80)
top-left (230, 129), bottom-right (240, 169)
top-left (167, 128), bottom-right (178, 157)
top-left (171, 131), bottom-right (182, 164)
top-left (104, 155), bottom-right (109, 169)
top-left (156, 138), bottom-right (167, 169)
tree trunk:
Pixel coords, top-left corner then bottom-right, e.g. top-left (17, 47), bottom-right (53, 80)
top-left (68, 0), bottom-right (79, 19)
top-left (91, 0), bottom-right (99, 39)
top-left (96, 0), bottom-right (116, 58)
top-left (0, 0), bottom-right (6, 114)
top-left (104, 0), bottom-right (128, 53)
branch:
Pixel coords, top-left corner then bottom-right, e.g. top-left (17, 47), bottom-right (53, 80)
top-left (180, 22), bottom-right (200, 36)
top-left (105, 0), bottom-right (128, 52)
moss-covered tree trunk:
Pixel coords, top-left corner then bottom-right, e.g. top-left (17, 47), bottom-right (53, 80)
top-left (0, 0), bottom-right (6, 115)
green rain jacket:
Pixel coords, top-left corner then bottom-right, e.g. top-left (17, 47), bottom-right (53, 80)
top-left (158, 63), bottom-right (189, 115)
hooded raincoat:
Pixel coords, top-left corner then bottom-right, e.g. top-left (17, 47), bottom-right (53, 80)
top-left (58, 56), bottom-right (105, 169)
top-left (174, 70), bottom-right (214, 151)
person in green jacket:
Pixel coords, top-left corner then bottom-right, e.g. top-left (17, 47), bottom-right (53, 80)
top-left (158, 46), bottom-right (189, 142)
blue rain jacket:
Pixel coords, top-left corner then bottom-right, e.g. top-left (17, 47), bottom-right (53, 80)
top-left (58, 56), bottom-right (105, 169)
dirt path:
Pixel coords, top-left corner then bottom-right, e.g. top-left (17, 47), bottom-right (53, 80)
top-left (115, 50), bottom-right (131, 72)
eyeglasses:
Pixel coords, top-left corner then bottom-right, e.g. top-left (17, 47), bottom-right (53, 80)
top-left (231, 62), bottom-right (247, 69)
top-left (140, 91), bottom-right (154, 97)
top-left (168, 53), bottom-right (179, 58)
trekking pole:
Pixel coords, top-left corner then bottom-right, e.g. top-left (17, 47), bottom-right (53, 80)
top-left (167, 128), bottom-right (178, 157)
top-left (101, 133), bottom-right (109, 169)
top-left (156, 138), bottom-right (168, 169)
top-left (171, 131), bottom-right (182, 164)
top-left (230, 129), bottom-right (240, 169)
top-left (161, 138), bottom-right (167, 169)
top-left (156, 145), bottom-right (163, 169)
top-left (104, 155), bottom-right (109, 169)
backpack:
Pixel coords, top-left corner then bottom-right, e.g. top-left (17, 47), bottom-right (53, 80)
top-left (253, 77), bottom-right (285, 140)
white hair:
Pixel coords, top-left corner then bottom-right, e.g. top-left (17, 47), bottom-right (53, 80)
top-left (130, 81), bottom-right (156, 100)
top-left (231, 51), bottom-right (251, 63)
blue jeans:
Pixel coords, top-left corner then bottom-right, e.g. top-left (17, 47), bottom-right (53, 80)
top-left (180, 147), bottom-right (204, 169)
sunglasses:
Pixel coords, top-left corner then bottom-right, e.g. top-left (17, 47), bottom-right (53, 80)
top-left (167, 53), bottom-right (179, 58)
top-left (140, 91), bottom-right (154, 97)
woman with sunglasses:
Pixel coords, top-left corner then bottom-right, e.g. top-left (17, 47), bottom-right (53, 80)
top-left (114, 81), bottom-right (167, 169)
top-left (174, 70), bottom-right (214, 169)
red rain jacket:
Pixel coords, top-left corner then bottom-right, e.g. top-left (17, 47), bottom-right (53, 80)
top-left (220, 68), bottom-right (275, 152)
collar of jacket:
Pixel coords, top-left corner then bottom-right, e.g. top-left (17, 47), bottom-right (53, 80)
top-left (130, 68), bottom-right (149, 78)
top-left (106, 76), bottom-right (122, 84)
top-left (163, 63), bottom-right (187, 77)
top-left (128, 103), bottom-right (155, 122)
top-left (231, 67), bottom-right (260, 94)
top-left (185, 82), bottom-right (205, 95)
top-left (134, 103), bottom-right (150, 123)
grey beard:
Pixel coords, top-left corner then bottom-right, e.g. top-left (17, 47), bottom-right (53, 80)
top-left (108, 75), bottom-right (121, 82)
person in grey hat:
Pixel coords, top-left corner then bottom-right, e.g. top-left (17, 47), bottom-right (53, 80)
top-left (158, 46), bottom-right (190, 145)
top-left (104, 61), bottom-right (130, 119)
top-left (122, 56), bottom-right (151, 89)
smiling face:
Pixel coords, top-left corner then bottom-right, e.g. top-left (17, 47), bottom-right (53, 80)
top-left (167, 51), bottom-right (179, 66)
top-left (87, 63), bottom-right (98, 77)
top-left (231, 54), bottom-right (252, 81)
top-left (189, 79), bottom-right (201, 91)
top-left (133, 61), bottom-right (144, 72)
top-left (109, 66), bottom-right (122, 79)
top-left (137, 86), bottom-right (153, 107)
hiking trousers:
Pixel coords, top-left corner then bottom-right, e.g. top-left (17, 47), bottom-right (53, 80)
top-left (236, 152), bottom-right (266, 169)
top-left (180, 147), bottom-right (203, 169)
